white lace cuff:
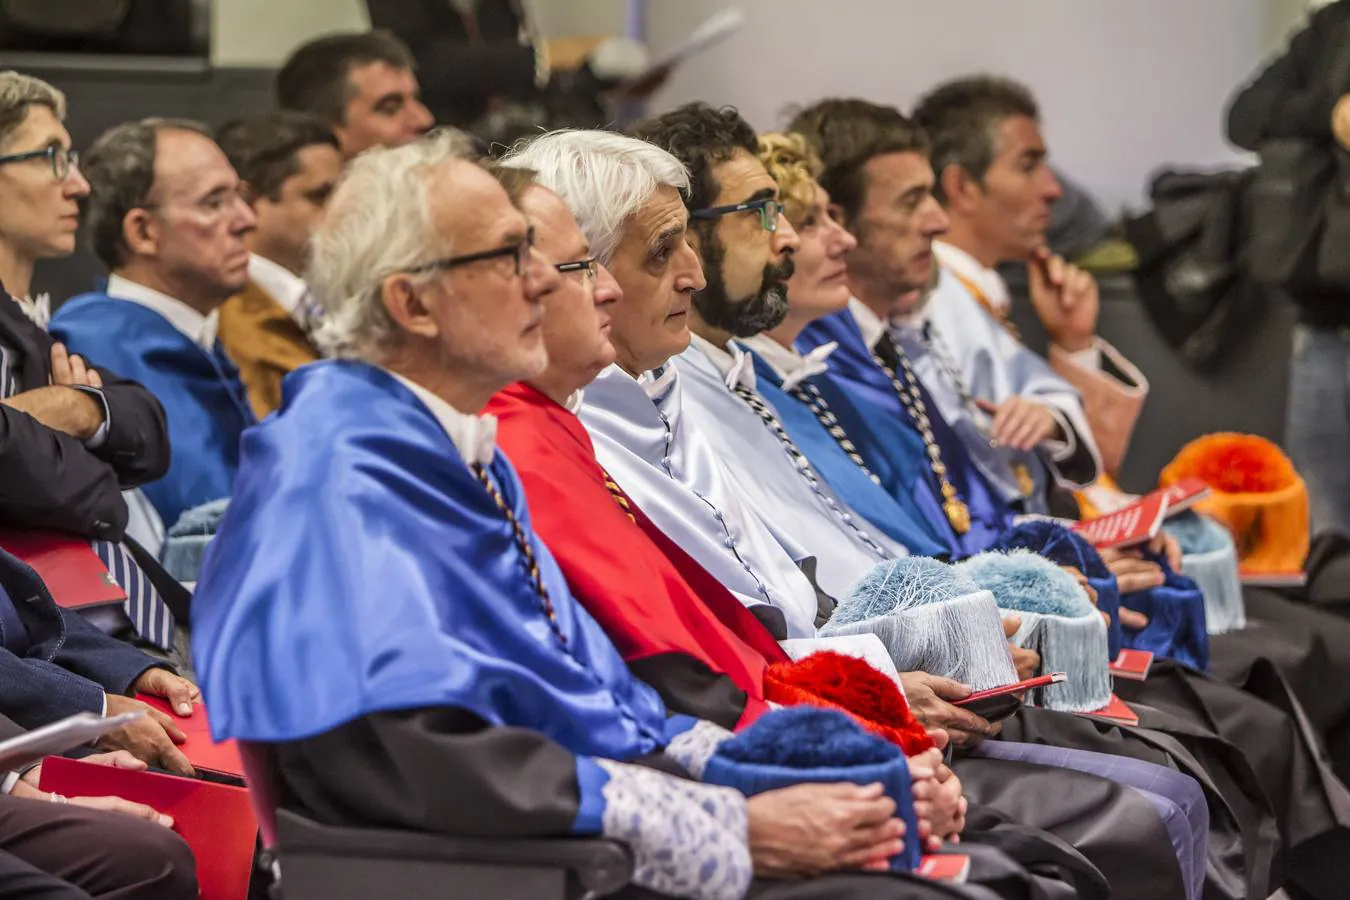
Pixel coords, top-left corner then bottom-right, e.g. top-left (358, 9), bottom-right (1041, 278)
top-left (664, 719), bottom-right (734, 779)
top-left (595, 758), bottom-right (751, 900)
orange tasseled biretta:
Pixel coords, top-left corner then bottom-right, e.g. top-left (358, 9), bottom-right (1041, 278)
top-left (1160, 433), bottom-right (1308, 575)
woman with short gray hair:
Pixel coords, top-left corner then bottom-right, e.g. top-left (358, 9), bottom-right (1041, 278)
top-left (0, 70), bottom-right (89, 318)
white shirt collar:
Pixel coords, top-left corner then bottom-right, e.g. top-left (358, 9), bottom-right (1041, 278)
top-left (689, 333), bottom-right (755, 391)
top-left (564, 389), bottom-right (585, 414)
top-left (107, 274), bottom-right (218, 350)
top-left (933, 241), bottom-right (1011, 315)
top-left (739, 334), bottom-right (837, 392)
top-left (386, 370), bottom-right (497, 466)
top-left (847, 296), bottom-right (887, 351)
top-left (247, 254), bottom-right (311, 327)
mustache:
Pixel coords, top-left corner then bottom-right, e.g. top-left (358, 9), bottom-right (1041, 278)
top-left (765, 257), bottom-right (795, 286)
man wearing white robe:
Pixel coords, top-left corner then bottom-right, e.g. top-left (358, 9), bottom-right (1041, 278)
top-left (912, 75), bottom-right (1148, 480)
top-left (501, 131), bottom-right (825, 642)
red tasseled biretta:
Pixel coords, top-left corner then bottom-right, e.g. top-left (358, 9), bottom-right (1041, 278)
top-left (763, 652), bottom-right (936, 756)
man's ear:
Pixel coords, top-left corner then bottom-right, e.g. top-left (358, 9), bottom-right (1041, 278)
top-left (122, 208), bottom-right (158, 258)
top-left (380, 274), bottom-right (441, 342)
top-left (939, 163), bottom-right (980, 214)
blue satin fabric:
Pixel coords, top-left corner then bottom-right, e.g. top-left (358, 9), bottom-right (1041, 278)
top-left (799, 310), bottom-right (1015, 557)
top-left (50, 294), bottom-right (255, 529)
top-left (190, 360), bottom-right (670, 755)
top-left (743, 349), bottom-right (947, 557)
top-left (987, 521), bottom-right (1125, 659)
top-left (1120, 562), bottom-right (1211, 672)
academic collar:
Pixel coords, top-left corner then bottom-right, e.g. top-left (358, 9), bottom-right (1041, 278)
top-left (847, 296), bottom-right (886, 351)
top-left (7, 292), bottom-right (50, 329)
top-left (565, 389), bottom-right (585, 414)
top-left (248, 254), bottom-right (311, 327)
top-left (740, 334), bottom-right (837, 392)
top-left (385, 369), bottom-right (497, 466)
top-left (689, 333), bottom-right (755, 391)
top-left (107, 274), bottom-right (219, 350)
top-left (933, 241), bottom-right (1011, 315)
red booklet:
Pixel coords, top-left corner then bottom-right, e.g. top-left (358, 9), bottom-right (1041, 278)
top-left (137, 694), bottom-right (244, 780)
top-left (1072, 491), bottom-right (1170, 550)
top-left (39, 755), bottom-right (258, 900)
top-left (0, 528), bottom-right (125, 608)
top-left (918, 854), bottom-right (970, 882)
top-left (1108, 649), bottom-right (1154, 682)
top-left (1079, 693), bottom-right (1140, 727)
top-left (1159, 478), bottom-right (1211, 518)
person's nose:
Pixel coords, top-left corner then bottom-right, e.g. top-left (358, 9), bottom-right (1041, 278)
top-left (523, 245), bottom-right (562, 301)
top-left (675, 239), bottom-right (706, 292)
top-left (593, 261), bottom-right (623, 307)
top-left (771, 212), bottom-right (801, 258)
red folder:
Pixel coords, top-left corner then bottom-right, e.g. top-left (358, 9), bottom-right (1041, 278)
top-left (1159, 478), bottom-right (1211, 518)
top-left (0, 528), bottom-right (125, 608)
top-left (1072, 491), bottom-right (1170, 550)
top-left (39, 755), bottom-right (258, 900)
top-left (137, 694), bottom-right (244, 780)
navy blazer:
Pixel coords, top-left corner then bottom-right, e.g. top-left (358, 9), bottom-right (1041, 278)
top-left (0, 547), bottom-right (161, 729)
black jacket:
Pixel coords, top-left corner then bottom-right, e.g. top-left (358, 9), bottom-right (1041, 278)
top-left (1227, 0), bottom-right (1350, 323)
top-left (0, 292), bottom-right (170, 541)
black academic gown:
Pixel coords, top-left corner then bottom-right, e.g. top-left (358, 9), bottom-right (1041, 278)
top-left (265, 707), bottom-right (1087, 900)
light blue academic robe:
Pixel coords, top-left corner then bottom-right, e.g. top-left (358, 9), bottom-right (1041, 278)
top-left (673, 337), bottom-right (900, 600)
top-left (579, 363), bottom-right (821, 640)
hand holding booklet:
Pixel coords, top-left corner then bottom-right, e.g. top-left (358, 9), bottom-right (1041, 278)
top-left (0, 711), bottom-right (143, 773)
top-left (952, 672), bottom-right (1067, 722)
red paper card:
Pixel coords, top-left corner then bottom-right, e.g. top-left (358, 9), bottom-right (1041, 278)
top-left (39, 755), bottom-right (257, 900)
top-left (1108, 649), bottom-right (1154, 682)
top-left (0, 528), bottom-right (125, 608)
top-left (1078, 693), bottom-right (1140, 727)
top-left (137, 694), bottom-right (244, 779)
top-left (1159, 478), bottom-right (1211, 518)
top-left (1072, 491), bottom-right (1170, 550)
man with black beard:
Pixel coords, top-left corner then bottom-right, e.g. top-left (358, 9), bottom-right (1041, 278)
top-left (631, 102), bottom-right (909, 600)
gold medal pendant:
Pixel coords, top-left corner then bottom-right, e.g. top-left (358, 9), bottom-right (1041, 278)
top-left (941, 484), bottom-right (972, 535)
top-left (1013, 463), bottom-right (1035, 498)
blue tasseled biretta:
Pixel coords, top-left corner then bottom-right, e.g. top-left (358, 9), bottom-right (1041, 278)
top-left (988, 521), bottom-right (1123, 657)
top-left (702, 707), bottom-right (922, 872)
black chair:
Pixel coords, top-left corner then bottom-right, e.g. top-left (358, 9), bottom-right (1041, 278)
top-left (273, 808), bottom-right (634, 900)
top-left (240, 742), bottom-right (635, 900)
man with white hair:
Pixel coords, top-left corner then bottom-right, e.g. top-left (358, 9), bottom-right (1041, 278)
top-left (190, 132), bottom-right (970, 899)
top-left (502, 129), bottom-right (832, 644)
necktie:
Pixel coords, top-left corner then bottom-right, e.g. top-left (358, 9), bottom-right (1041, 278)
top-left (0, 339), bottom-right (176, 651)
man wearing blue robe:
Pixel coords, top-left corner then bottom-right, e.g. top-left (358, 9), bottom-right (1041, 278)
top-left (190, 132), bottom-right (989, 900)
top-left (50, 119), bottom-right (258, 531)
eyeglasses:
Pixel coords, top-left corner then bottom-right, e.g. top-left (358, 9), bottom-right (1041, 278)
top-left (555, 256), bottom-right (597, 281)
top-left (690, 197), bottom-right (785, 233)
top-left (405, 227), bottom-right (535, 278)
top-left (0, 145), bottom-right (79, 182)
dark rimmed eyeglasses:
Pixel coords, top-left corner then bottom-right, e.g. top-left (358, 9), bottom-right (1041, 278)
top-left (555, 256), bottom-right (598, 281)
top-left (0, 145), bottom-right (79, 182)
top-left (690, 197), bottom-right (785, 233)
top-left (404, 227), bottom-right (536, 278)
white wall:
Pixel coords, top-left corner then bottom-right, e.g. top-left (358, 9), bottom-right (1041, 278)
top-left (645, 0), bottom-right (1313, 212)
top-left (212, 0), bottom-right (369, 67)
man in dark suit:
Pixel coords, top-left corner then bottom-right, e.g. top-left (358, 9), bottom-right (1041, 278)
top-left (0, 280), bottom-right (193, 666)
top-left (0, 711), bottom-right (198, 899)
top-left (0, 545), bottom-right (198, 776)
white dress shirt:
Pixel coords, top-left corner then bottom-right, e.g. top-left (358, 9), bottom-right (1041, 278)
top-left (386, 371), bottom-right (498, 467)
top-left (106, 275), bottom-right (218, 351)
top-left (247, 254), bottom-right (311, 329)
